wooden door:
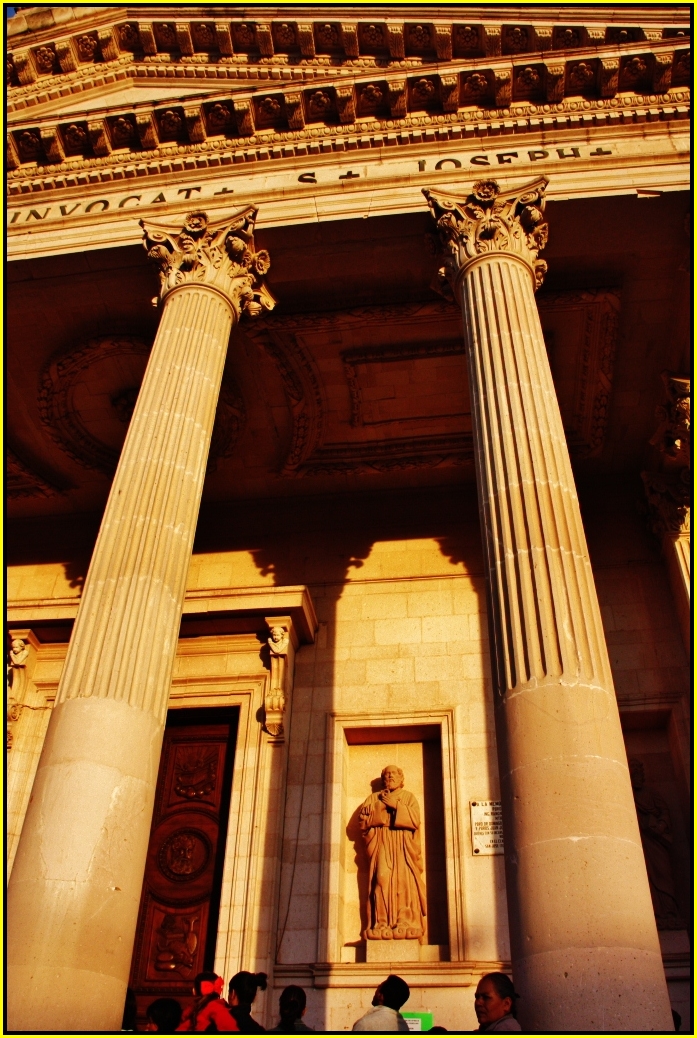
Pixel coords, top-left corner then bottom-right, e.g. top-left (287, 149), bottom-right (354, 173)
top-left (128, 708), bottom-right (238, 1024)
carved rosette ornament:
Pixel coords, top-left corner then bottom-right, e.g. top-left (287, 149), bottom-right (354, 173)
top-left (422, 177), bottom-right (549, 298)
top-left (141, 207), bottom-right (275, 317)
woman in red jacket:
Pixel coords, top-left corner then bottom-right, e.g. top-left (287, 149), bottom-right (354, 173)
top-left (177, 972), bottom-right (240, 1032)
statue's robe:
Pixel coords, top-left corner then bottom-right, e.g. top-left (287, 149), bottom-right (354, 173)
top-left (360, 789), bottom-right (427, 938)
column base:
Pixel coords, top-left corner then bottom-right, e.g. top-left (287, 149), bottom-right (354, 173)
top-left (515, 945), bottom-right (674, 1031)
top-left (7, 696), bottom-right (162, 1032)
top-left (8, 964), bottom-right (127, 1032)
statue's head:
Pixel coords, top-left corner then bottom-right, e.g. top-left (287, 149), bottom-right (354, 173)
top-left (629, 757), bottom-right (645, 791)
top-left (381, 765), bottom-right (404, 791)
top-left (269, 626), bottom-right (286, 643)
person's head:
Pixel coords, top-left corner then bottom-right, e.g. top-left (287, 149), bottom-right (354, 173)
top-left (373, 974), bottom-right (410, 1011)
top-left (193, 971), bottom-right (223, 998)
top-left (145, 998), bottom-right (182, 1032)
top-left (474, 973), bottom-right (519, 1025)
top-left (228, 971), bottom-right (268, 1007)
top-left (279, 985), bottom-right (307, 1023)
top-left (381, 765), bottom-right (405, 792)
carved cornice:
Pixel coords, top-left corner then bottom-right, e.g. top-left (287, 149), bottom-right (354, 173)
top-left (7, 89), bottom-right (690, 196)
top-left (6, 10), bottom-right (689, 96)
top-left (424, 176), bottom-right (550, 291)
top-left (141, 207), bottom-right (274, 315)
top-left (5, 39), bottom-right (690, 163)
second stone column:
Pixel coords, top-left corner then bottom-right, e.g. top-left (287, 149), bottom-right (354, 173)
top-left (424, 179), bottom-right (672, 1032)
top-left (7, 208), bottom-right (272, 1032)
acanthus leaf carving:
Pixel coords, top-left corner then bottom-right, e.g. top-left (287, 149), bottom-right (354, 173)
top-left (141, 207), bottom-right (275, 318)
top-left (423, 177), bottom-right (550, 296)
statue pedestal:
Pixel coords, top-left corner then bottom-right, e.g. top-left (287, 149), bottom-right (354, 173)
top-left (366, 938), bottom-right (420, 963)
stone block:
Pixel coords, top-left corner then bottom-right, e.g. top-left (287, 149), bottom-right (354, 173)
top-left (374, 617), bottom-right (422, 644)
top-left (366, 938), bottom-right (420, 961)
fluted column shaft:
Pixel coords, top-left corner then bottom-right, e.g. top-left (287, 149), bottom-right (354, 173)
top-left (424, 181), bottom-right (672, 1032)
top-left (7, 208), bottom-right (272, 1032)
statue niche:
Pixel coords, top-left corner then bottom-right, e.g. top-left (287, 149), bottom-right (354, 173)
top-left (359, 765), bottom-right (427, 941)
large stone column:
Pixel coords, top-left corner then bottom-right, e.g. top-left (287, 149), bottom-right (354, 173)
top-left (7, 208), bottom-right (273, 1032)
top-left (424, 180), bottom-right (673, 1032)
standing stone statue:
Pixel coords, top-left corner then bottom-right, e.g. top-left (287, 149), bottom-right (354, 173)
top-left (359, 765), bottom-right (427, 940)
top-left (629, 758), bottom-right (683, 930)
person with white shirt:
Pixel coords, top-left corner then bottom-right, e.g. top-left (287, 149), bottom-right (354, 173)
top-left (352, 975), bottom-right (411, 1032)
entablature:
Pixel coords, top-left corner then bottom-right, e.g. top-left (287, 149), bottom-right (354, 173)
top-left (6, 41), bottom-right (691, 176)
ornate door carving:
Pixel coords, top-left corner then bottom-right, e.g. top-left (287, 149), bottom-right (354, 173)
top-left (128, 710), bottom-right (238, 1022)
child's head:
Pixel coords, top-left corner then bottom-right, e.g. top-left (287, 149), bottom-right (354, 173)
top-left (193, 971), bottom-right (223, 997)
top-left (145, 997), bottom-right (182, 1032)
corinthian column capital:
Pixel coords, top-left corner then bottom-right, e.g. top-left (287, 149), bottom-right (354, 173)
top-left (140, 206), bottom-right (275, 317)
top-left (423, 176), bottom-right (549, 295)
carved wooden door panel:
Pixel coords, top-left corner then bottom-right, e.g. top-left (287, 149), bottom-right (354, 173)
top-left (129, 710), bottom-right (238, 1023)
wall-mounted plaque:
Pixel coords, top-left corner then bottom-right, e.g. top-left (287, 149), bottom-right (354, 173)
top-left (470, 800), bottom-right (503, 855)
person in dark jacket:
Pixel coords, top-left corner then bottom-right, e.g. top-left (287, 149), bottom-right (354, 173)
top-left (146, 997), bottom-right (183, 1032)
top-left (227, 971), bottom-right (267, 1032)
top-left (267, 986), bottom-right (314, 1034)
top-left (473, 973), bottom-right (521, 1033)
top-left (177, 972), bottom-right (240, 1032)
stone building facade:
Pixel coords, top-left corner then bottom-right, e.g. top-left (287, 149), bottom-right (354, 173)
top-left (6, 4), bottom-right (691, 1032)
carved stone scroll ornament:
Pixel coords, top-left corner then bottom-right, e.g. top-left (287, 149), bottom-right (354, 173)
top-left (263, 617), bottom-right (296, 741)
top-left (422, 177), bottom-right (549, 299)
top-left (141, 207), bottom-right (275, 317)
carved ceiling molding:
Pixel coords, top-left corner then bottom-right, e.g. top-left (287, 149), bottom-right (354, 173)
top-left (6, 446), bottom-right (60, 498)
top-left (250, 300), bottom-right (472, 476)
top-left (38, 335), bottom-right (245, 475)
top-left (6, 13), bottom-right (689, 97)
top-left (6, 65), bottom-right (690, 183)
top-left (243, 325), bottom-right (325, 475)
top-left (342, 338), bottom-right (465, 427)
top-left (537, 289), bottom-right (621, 457)
top-left (298, 432), bottom-right (474, 477)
